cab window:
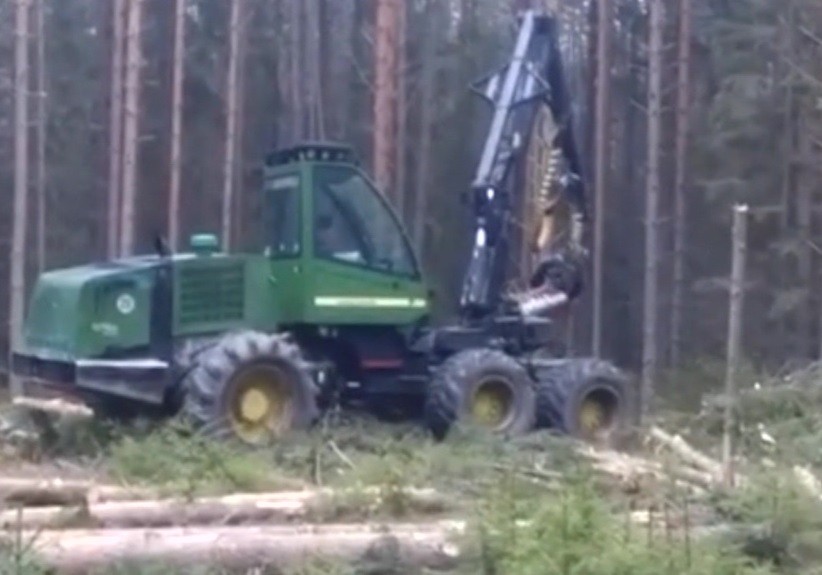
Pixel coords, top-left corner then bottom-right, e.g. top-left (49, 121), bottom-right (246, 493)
top-left (312, 165), bottom-right (418, 277)
top-left (263, 173), bottom-right (301, 258)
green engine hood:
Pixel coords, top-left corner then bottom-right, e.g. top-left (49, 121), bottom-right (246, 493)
top-left (21, 257), bottom-right (161, 360)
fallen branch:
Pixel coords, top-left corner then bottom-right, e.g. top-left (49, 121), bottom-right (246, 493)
top-left (18, 521), bottom-right (466, 574)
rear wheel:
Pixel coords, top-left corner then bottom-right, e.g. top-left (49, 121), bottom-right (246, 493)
top-left (535, 358), bottom-right (631, 445)
top-left (179, 330), bottom-right (320, 446)
top-left (423, 348), bottom-right (536, 440)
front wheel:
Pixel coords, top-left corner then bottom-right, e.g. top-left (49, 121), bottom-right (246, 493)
top-left (179, 330), bottom-right (320, 446)
top-left (423, 348), bottom-right (536, 440)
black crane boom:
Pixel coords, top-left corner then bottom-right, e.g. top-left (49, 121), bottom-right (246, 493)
top-left (459, 10), bottom-right (588, 320)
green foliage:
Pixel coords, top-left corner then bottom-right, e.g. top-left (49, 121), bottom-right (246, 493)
top-left (658, 354), bottom-right (763, 412)
top-left (710, 468), bottom-right (822, 571)
top-left (106, 424), bottom-right (301, 496)
top-left (463, 477), bottom-right (775, 575)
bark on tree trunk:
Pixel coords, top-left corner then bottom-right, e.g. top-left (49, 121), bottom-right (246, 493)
top-left (413, 4), bottom-right (438, 252)
top-left (779, 2), bottom-right (796, 360)
top-left (168, 0), bottom-right (185, 250)
top-left (592, 0), bottom-right (611, 358)
top-left (107, 0), bottom-right (125, 258)
top-left (670, 0), bottom-right (691, 367)
top-left (9, 0), bottom-right (31, 397)
top-left (289, 0), bottom-right (304, 143)
top-left (797, 129), bottom-right (813, 359)
top-left (327, 0), bottom-right (355, 141)
top-left (221, 0), bottom-right (242, 251)
top-left (119, 0), bottom-right (144, 256)
top-left (34, 0), bottom-right (46, 272)
top-left (232, 1), bottom-right (249, 249)
top-left (373, 0), bottom-right (399, 195)
top-left (394, 0), bottom-right (407, 218)
top-left (305, 0), bottom-right (325, 140)
top-left (642, 0), bottom-right (664, 421)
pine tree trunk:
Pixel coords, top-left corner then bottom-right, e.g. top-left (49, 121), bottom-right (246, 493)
top-left (394, 1), bottom-right (407, 218)
top-left (305, 0), bottom-right (325, 140)
top-left (232, 1), bottom-right (249, 249)
top-left (289, 0), bottom-right (304, 143)
top-left (326, 0), bottom-right (355, 141)
top-left (373, 0), bottom-right (399, 195)
top-left (221, 0), bottom-right (242, 251)
top-left (592, 0), bottom-right (611, 358)
top-left (168, 0), bottom-right (185, 250)
top-left (119, 0), bottom-right (143, 256)
top-left (9, 0), bottom-right (31, 397)
top-left (642, 0), bottom-right (664, 420)
top-left (34, 0), bottom-right (46, 272)
top-left (413, 4), bottom-right (438, 252)
top-left (108, 0), bottom-right (126, 258)
top-left (670, 0), bottom-right (692, 367)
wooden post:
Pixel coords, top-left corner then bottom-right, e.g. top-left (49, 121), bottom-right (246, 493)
top-left (722, 203), bottom-right (748, 488)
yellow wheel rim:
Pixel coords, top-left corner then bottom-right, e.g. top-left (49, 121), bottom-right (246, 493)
top-left (579, 397), bottom-right (605, 434)
top-left (577, 388), bottom-right (618, 440)
top-left (228, 365), bottom-right (292, 445)
top-left (470, 378), bottom-right (515, 430)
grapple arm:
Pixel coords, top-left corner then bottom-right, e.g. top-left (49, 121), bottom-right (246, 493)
top-left (459, 9), bottom-right (589, 320)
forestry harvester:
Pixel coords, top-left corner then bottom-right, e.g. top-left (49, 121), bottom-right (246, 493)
top-left (10, 10), bottom-right (634, 446)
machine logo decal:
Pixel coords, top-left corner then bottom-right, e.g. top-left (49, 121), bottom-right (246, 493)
top-left (116, 293), bottom-right (136, 315)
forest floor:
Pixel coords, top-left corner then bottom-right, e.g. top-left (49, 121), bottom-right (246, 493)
top-left (0, 364), bottom-right (822, 574)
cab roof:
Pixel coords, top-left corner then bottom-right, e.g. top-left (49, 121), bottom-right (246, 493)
top-left (264, 142), bottom-right (360, 168)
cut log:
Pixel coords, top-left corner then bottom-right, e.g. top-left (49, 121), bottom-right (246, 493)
top-left (0, 495), bottom-right (304, 529)
top-left (793, 465), bottom-right (822, 500)
top-left (11, 396), bottom-right (94, 419)
top-left (19, 522), bottom-right (466, 574)
top-left (0, 488), bottom-right (452, 529)
top-left (578, 444), bottom-right (714, 492)
top-left (0, 477), bottom-right (154, 507)
top-left (647, 426), bottom-right (725, 479)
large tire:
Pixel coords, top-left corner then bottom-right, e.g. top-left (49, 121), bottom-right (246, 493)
top-left (535, 358), bottom-right (632, 444)
top-left (179, 330), bottom-right (320, 446)
top-left (423, 348), bottom-right (536, 440)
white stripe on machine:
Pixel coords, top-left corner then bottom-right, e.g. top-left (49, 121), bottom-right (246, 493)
top-left (313, 296), bottom-right (427, 308)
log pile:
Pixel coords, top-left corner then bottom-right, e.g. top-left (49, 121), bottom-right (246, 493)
top-left (3, 424), bottom-right (820, 572)
top-left (0, 479), bottom-right (464, 573)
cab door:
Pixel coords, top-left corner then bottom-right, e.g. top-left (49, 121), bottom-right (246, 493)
top-left (263, 167), bottom-right (308, 325)
top-left (303, 163), bottom-right (429, 326)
